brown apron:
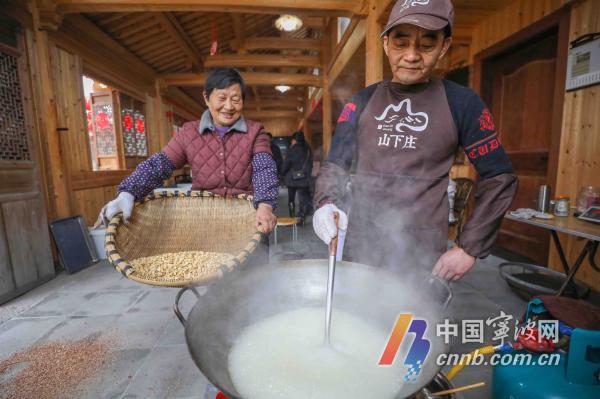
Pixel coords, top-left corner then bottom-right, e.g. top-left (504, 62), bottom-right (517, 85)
top-left (344, 78), bottom-right (458, 273)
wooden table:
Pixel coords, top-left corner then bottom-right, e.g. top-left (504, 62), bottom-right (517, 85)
top-left (504, 213), bottom-right (599, 296)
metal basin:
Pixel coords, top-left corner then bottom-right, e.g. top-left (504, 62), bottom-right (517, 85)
top-left (175, 259), bottom-right (452, 399)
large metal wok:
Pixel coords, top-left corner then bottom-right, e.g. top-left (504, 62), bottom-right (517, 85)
top-left (174, 259), bottom-right (452, 399)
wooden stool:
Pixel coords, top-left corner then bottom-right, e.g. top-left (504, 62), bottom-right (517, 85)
top-left (274, 217), bottom-right (299, 248)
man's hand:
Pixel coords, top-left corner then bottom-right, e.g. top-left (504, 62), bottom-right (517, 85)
top-left (255, 203), bottom-right (277, 233)
top-left (312, 204), bottom-right (349, 245)
top-left (432, 246), bottom-right (476, 281)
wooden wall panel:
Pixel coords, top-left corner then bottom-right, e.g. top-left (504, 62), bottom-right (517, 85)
top-left (550, 0), bottom-right (600, 290)
top-left (0, 210), bottom-right (16, 296)
top-left (471, 0), bottom-right (600, 289)
top-left (261, 118), bottom-right (298, 137)
top-left (49, 15), bottom-right (155, 96)
top-left (2, 199), bottom-right (54, 287)
top-left (73, 186), bottom-right (118, 226)
top-left (470, 0), bottom-right (569, 62)
top-left (0, 164), bottom-right (36, 195)
top-left (51, 45), bottom-right (91, 173)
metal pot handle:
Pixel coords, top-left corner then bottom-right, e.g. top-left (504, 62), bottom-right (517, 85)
top-left (173, 286), bottom-right (201, 326)
top-left (423, 276), bottom-right (453, 311)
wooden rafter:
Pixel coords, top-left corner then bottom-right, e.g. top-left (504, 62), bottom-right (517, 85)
top-left (54, 0), bottom-right (364, 16)
top-left (231, 13), bottom-right (245, 52)
top-left (236, 36), bottom-right (322, 52)
top-left (154, 12), bottom-right (202, 69)
top-left (204, 54), bottom-right (321, 69)
top-left (161, 72), bottom-right (323, 87)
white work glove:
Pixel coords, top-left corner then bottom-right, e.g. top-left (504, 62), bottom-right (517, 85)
top-left (312, 204), bottom-right (349, 245)
top-left (101, 192), bottom-right (135, 224)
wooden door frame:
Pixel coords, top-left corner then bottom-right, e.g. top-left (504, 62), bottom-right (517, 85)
top-left (0, 20), bottom-right (56, 304)
top-left (473, 6), bottom-right (571, 190)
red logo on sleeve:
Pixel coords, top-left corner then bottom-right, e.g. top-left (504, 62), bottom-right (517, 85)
top-left (337, 103), bottom-right (357, 123)
top-left (465, 133), bottom-right (501, 160)
top-left (479, 108), bottom-right (495, 131)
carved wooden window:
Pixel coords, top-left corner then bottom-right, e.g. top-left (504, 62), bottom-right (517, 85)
top-left (83, 75), bottom-right (121, 171)
top-left (119, 93), bottom-right (147, 157)
top-left (0, 50), bottom-right (30, 162)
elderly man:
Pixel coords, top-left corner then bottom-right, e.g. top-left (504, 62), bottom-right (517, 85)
top-left (313, 0), bottom-right (517, 280)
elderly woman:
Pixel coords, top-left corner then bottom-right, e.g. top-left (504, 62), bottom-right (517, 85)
top-left (102, 68), bottom-right (278, 232)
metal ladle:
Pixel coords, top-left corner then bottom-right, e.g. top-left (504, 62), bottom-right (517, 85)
top-left (324, 212), bottom-right (340, 346)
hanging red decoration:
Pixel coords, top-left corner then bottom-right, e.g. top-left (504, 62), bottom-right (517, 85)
top-left (85, 101), bottom-right (91, 111)
top-left (136, 117), bottom-right (145, 134)
top-left (123, 113), bottom-right (134, 131)
top-left (95, 112), bottom-right (110, 130)
top-left (210, 20), bottom-right (218, 56)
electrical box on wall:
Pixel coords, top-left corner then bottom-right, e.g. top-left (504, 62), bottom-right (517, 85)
top-left (566, 33), bottom-right (600, 91)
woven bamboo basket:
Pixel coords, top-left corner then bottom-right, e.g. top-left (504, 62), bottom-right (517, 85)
top-left (105, 191), bottom-right (261, 287)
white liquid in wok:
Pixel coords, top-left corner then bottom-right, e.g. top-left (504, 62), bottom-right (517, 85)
top-left (228, 308), bottom-right (404, 399)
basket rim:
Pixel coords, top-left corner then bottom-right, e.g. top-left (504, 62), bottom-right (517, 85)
top-left (104, 190), bottom-right (262, 287)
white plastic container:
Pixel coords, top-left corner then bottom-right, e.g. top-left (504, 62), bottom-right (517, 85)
top-left (89, 227), bottom-right (107, 259)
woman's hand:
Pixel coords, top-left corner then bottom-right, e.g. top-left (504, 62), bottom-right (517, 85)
top-left (255, 203), bottom-right (277, 233)
top-left (101, 192), bottom-right (135, 225)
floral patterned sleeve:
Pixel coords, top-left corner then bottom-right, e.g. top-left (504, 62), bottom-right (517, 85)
top-left (118, 152), bottom-right (175, 201)
top-left (252, 152), bottom-right (279, 210)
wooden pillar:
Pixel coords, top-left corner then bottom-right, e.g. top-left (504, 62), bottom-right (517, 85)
top-left (302, 87), bottom-right (313, 148)
top-left (154, 80), bottom-right (169, 150)
top-left (321, 19), bottom-right (333, 157)
top-left (29, 0), bottom-right (72, 219)
top-left (366, 0), bottom-right (384, 85)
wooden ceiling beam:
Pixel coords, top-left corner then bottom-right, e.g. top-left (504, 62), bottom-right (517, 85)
top-left (204, 54), bottom-right (322, 69)
top-left (243, 110), bottom-right (303, 119)
top-left (101, 12), bottom-right (146, 31)
top-left (60, 14), bottom-right (156, 80)
top-left (302, 16), bottom-right (326, 30)
top-left (96, 12), bottom-right (127, 25)
top-left (328, 18), bottom-right (365, 85)
top-left (327, 16), bottom-right (359, 71)
top-left (113, 17), bottom-right (159, 40)
top-left (146, 46), bottom-right (182, 64)
top-left (154, 12), bottom-right (203, 69)
top-left (155, 56), bottom-right (188, 71)
top-left (245, 98), bottom-right (304, 109)
top-left (124, 25), bottom-right (165, 46)
top-left (131, 37), bottom-right (174, 55)
top-left (165, 86), bottom-right (204, 117)
top-left (54, 0), bottom-right (363, 16)
top-left (231, 13), bottom-right (246, 52)
top-left (233, 37), bottom-right (322, 52)
top-left (161, 72), bottom-right (322, 87)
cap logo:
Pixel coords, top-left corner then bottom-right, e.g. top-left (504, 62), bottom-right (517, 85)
top-left (399, 0), bottom-right (430, 11)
